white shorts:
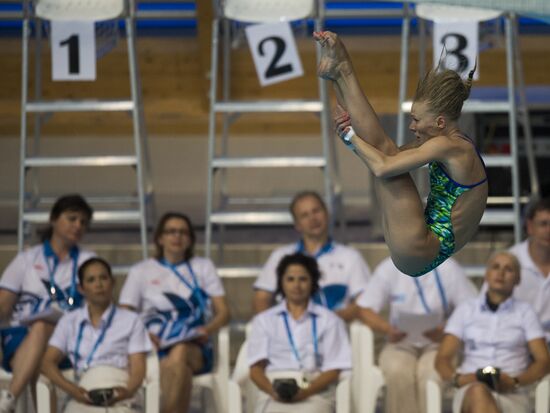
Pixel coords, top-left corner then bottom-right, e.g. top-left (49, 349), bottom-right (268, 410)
top-left (452, 383), bottom-right (530, 413)
top-left (64, 366), bottom-right (141, 413)
top-left (253, 371), bottom-right (335, 413)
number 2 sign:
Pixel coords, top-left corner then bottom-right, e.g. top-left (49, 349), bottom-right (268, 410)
top-left (245, 22), bottom-right (304, 87)
top-left (433, 21), bottom-right (479, 80)
top-left (51, 21), bottom-right (96, 81)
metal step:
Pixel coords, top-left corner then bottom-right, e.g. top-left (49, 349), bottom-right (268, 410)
top-left (402, 100), bottom-right (511, 114)
top-left (112, 265), bottom-right (131, 277)
top-left (464, 265), bottom-right (486, 278)
top-left (25, 100), bottom-right (134, 113)
top-left (480, 209), bottom-right (516, 226)
top-left (210, 211), bottom-right (293, 225)
top-left (487, 196), bottom-right (530, 205)
top-left (212, 156), bottom-right (326, 169)
top-left (24, 156), bottom-right (137, 168)
top-left (24, 210), bottom-right (142, 224)
top-left (481, 154), bottom-right (514, 168)
top-left (217, 266), bottom-right (261, 279)
top-left (213, 100), bottom-right (322, 113)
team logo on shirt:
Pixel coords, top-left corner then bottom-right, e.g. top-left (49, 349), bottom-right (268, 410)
top-left (313, 284), bottom-right (347, 310)
top-left (14, 291), bottom-right (43, 317)
top-left (144, 289), bottom-right (210, 343)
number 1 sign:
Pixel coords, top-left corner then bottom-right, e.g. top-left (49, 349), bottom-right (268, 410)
top-left (433, 21), bottom-right (479, 80)
top-left (245, 22), bottom-right (304, 87)
top-left (51, 21), bottom-right (96, 81)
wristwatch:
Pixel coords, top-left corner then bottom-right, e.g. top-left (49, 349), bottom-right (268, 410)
top-left (512, 377), bottom-right (521, 390)
top-left (452, 373), bottom-right (461, 388)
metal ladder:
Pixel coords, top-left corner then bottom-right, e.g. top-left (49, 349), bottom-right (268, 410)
top-left (396, 4), bottom-right (539, 244)
top-left (18, 0), bottom-right (152, 258)
top-left (205, 0), bottom-right (338, 262)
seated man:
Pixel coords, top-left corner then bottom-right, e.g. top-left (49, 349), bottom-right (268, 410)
top-left (509, 198), bottom-right (550, 345)
top-left (436, 251), bottom-right (550, 413)
top-left (253, 191), bottom-right (371, 321)
top-left (357, 257), bottom-right (477, 413)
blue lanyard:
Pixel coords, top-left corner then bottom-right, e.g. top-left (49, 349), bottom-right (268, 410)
top-left (43, 241), bottom-right (79, 308)
top-left (296, 238), bottom-right (334, 259)
top-left (159, 259), bottom-right (207, 315)
top-left (281, 311), bottom-right (319, 370)
top-left (414, 269), bottom-right (449, 315)
top-left (74, 306), bottom-right (117, 373)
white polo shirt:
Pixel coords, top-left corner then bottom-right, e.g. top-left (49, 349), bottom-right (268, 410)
top-left (119, 257), bottom-right (225, 349)
top-left (49, 304), bottom-right (152, 372)
top-left (247, 300), bottom-right (352, 374)
top-left (357, 257), bottom-right (477, 346)
top-left (445, 295), bottom-right (544, 376)
top-left (0, 243), bottom-right (95, 326)
top-left (253, 241), bottom-right (371, 310)
top-left (509, 240), bottom-right (550, 342)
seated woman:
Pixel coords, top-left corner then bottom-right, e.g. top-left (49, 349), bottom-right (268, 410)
top-left (435, 252), bottom-right (550, 413)
top-left (0, 194), bottom-right (95, 412)
top-left (314, 31), bottom-right (488, 277)
top-left (119, 212), bottom-right (230, 413)
top-left (248, 252), bottom-right (351, 413)
top-left (41, 257), bottom-right (152, 413)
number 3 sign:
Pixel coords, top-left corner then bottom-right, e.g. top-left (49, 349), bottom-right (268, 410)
top-left (51, 21), bottom-right (96, 81)
top-left (433, 21), bottom-right (479, 80)
top-left (245, 22), bottom-right (304, 87)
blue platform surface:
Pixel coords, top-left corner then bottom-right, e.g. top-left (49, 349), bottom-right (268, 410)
top-left (1, 1), bottom-right (549, 36)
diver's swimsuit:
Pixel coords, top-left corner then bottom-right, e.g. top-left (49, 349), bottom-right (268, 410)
top-left (411, 136), bottom-right (487, 277)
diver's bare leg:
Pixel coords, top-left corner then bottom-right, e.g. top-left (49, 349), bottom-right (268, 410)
top-left (315, 31), bottom-right (398, 155)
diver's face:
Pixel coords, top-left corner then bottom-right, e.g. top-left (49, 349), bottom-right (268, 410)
top-left (409, 101), bottom-right (443, 140)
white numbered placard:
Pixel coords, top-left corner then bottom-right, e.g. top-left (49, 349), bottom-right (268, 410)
top-left (433, 21), bottom-right (479, 80)
top-left (51, 21), bottom-right (96, 81)
top-left (245, 22), bottom-right (304, 87)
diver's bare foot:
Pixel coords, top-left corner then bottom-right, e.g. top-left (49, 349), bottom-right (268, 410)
top-left (313, 31), bottom-right (353, 80)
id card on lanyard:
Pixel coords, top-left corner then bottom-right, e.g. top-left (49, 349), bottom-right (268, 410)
top-left (73, 306), bottom-right (116, 378)
top-left (43, 240), bottom-right (80, 310)
top-left (158, 259), bottom-right (209, 319)
top-left (281, 311), bottom-right (321, 373)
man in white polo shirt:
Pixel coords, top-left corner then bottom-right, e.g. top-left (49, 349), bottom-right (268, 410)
top-left (253, 191), bottom-right (372, 321)
top-left (357, 256), bottom-right (476, 413)
top-left (509, 198), bottom-right (550, 344)
top-left (436, 252), bottom-right (550, 413)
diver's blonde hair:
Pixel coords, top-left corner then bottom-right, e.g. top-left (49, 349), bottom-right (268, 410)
top-left (413, 65), bottom-right (476, 121)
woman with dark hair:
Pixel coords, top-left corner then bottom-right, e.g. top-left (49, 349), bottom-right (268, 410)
top-left (119, 212), bottom-right (230, 413)
top-left (314, 31), bottom-right (488, 278)
top-left (248, 253), bottom-right (351, 413)
top-left (0, 194), bottom-right (95, 412)
top-left (41, 257), bottom-right (152, 413)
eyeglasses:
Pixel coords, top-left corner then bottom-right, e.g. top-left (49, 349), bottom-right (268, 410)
top-left (163, 228), bottom-right (190, 236)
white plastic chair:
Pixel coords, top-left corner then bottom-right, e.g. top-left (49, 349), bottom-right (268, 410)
top-left (193, 326), bottom-right (230, 413)
top-left (349, 322), bottom-right (385, 413)
top-left (35, 0), bottom-right (124, 21)
top-left (228, 338), bottom-right (351, 413)
top-left (0, 368), bottom-right (31, 413)
top-left (426, 373), bottom-right (550, 413)
top-left (222, 0), bottom-right (314, 23)
top-left (36, 353), bottom-right (160, 413)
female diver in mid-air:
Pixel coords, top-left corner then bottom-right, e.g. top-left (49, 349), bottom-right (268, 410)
top-left (314, 31), bottom-right (488, 277)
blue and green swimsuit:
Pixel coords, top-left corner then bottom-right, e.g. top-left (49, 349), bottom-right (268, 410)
top-left (412, 150), bottom-right (487, 277)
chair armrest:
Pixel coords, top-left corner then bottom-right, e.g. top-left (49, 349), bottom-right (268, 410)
top-left (336, 376), bottom-right (351, 413)
top-left (144, 353), bottom-right (160, 413)
top-left (36, 375), bottom-right (53, 413)
top-left (227, 380), bottom-right (242, 413)
top-left (426, 378), bottom-right (442, 413)
top-left (535, 374), bottom-right (550, 413)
